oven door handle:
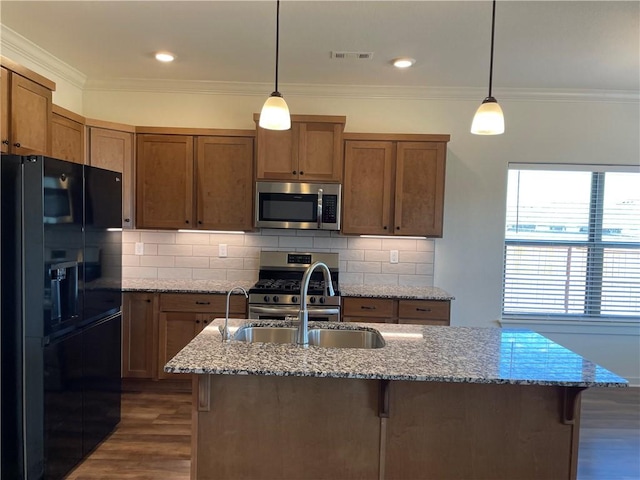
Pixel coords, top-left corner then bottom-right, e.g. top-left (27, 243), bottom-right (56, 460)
top-left (249, 306), bottom-right (340, 316)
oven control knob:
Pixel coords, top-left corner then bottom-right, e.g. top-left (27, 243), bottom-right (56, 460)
top-left (264, 296), bottom-right (270, 302)
top-left (291, 296), bottom-right (298, 304)
top-left (309, 297), bottom-right (316, 304)
top-left (319, 297), bottom-right (326, 304)
top-left (273, 295), bottom-right (279, 303)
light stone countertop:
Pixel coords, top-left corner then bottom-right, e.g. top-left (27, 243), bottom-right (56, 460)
top-left (122, 279), bottom-right (454, 300)
top-left (164, 319), bottom-right (627, 387)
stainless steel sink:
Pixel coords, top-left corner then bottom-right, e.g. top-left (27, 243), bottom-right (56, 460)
top-left (232, 326), bottom-right (298, 344)
top-left (307, 328), bottom-right (385, 349)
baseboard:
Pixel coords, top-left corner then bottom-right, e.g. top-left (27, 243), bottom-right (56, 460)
top-left (122, 377), bottom-right (192, 393)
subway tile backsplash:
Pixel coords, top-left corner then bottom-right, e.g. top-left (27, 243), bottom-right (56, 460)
top-left (122, 229), bottom-right (435, 286)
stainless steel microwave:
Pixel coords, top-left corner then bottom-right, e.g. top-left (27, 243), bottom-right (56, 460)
top-left (255, 182), bottom-right (341, 230)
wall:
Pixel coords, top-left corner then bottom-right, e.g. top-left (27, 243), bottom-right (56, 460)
top-left (122, 230), bottom-right (435, 287)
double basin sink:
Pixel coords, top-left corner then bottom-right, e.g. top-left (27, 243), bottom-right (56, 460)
top-left (233, 325), bottom-right (385, 349)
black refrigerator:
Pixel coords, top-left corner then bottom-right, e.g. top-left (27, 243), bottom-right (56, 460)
top-left (1, 154), bottom-right (122, 479)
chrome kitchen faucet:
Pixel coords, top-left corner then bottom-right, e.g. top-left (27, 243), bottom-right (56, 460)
top-left (297, 261), bottom-right (335, 345)
top-left (222, 286), bottom-right (248, 342)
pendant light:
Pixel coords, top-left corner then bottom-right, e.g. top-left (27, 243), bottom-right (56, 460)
top-left (471, 0), bottom-right (504, 135)
top-left (259, 0), bottom-right (291, 130)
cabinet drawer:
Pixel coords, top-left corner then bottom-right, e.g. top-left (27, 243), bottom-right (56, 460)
top-left (398, 300), bottom-right (450, 321)
top-left (343, 297), bottom-right (395, 318)
top-left (160, 293), bottom-right (245, 313)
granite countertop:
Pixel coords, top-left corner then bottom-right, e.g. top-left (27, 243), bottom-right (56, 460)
top-left (340, 284), bottom-right (454, 300)
top-left (164, 319), bottom-right (627, 387)
top-left (122, 278), bottom-right (454, 300)
top-left (122, 278), bottom-right (255, 294)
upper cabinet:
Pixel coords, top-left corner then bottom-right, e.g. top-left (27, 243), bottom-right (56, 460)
top-left (342, 134), bottom-right (449, 237)
top-left (51, 104), bottom-right (85, 164)
top-left (87, 120), bottom-right (136, 228)
top-left (1, 58), bottom-right (55, 156)
top-left (136, 129), bottom-right (254, 231)
top-left (254, 114), bottom-right (345, 182)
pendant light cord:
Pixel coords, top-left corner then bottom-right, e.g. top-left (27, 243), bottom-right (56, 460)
top-left (274, 0), bottom-right (280, 93)
top-left (488, 0), bottom-right (496, 98)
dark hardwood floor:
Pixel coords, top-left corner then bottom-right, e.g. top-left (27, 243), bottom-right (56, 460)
top-left (66, 385), bottom-right (639, 479)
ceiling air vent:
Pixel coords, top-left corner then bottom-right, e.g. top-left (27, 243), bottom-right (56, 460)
top-left (330, 51), bottom-right (374, 60)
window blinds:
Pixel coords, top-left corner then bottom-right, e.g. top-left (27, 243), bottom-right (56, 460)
top-left (503, 167), bottom-right (640, 320)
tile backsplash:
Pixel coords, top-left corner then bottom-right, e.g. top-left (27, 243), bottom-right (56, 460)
top-left (122, 229), bottom-right (435, 286)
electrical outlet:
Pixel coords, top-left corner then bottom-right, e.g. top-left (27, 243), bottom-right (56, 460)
top-left (219, 244), bottom-right (228, 258)
top-left (134, 242), bottom-right (144, 255)
top-left (390, 250), bottom-right (399, 264)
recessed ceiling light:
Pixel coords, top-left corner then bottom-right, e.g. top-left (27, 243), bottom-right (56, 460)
top-left (155, 52), bottom-right (175, 63)
top-left (392, 57), bottom-right (416, 69)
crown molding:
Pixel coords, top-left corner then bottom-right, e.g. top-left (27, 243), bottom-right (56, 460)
top-left (0, 25), bottom-right (87, 89)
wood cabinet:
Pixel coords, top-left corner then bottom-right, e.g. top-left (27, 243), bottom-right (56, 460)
top-left (254, 114), bottom-right (345, 182)
top-left (136, 131), bottom-right (254, 230)
top-left (1, 58), bottom-right (55, 156)
top-left (87, 121), bottom-right (135, 228)
top-left (122, 292), bottom-right (157, 378)
top-left (342, 297), bottom-right (450, 325)
top-left (158, 293), bottom-right (246, 380)
top-left (342, 134), bottom-right (449, 237)
top-left (51, 104), bottom-right (85, 164)
top-left (1, 67), bottom-right (9, 153)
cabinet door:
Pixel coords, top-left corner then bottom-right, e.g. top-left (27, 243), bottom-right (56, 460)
top-left (158, 311), bottom-right (199, 380)
top-left (395, 142), bottom-right (446, 237)
top-left (136, 134), bottom-right (194, 229)
top-left (1, 67), bottom-right (9, 153)
top-left (297, 122), bottom-right (343, 182)
top-left (51, 113), bottom-right (85, 164)
top-left (342, 141), bottom-right (394, 235)
top-left (10, 73), bottom-right (52, 155)
top-left (196, 136), bottom-right (254, 231)
top-left (89, 127), bottom-right (135, 228)
top-left (342, 297), bottom-right (395, 322)
top-left (255, 125), bottom-right (297, 180)
top-left (122, 292), bottom-right (156, 378)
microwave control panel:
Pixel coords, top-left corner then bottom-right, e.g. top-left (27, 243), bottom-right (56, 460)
top-left (322, 195), bottom-right (338, 223)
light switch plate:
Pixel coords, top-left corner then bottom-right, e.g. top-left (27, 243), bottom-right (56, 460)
top-left (134, 242), bottom-right (144, 255)
top-left (390, 250), bottom-right (399, 264)
top-left (219, 244), bottom-right (228, 258)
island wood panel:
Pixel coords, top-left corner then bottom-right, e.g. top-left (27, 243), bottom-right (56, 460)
top-left (342, 141), bottom-right (395, 235)
top-left (1, 67), bottom-right (9, 153)
top-left (89, 127), bottom-right (134, 227)
top-left (122, 292), bottom-right (157, 379)
top-left (10, 72), bottom-right (52, 155)
top-left (297, 121), bottom-right (344, 181)
top-left (195, 136), bottom-right (254, 231)
top-left (136, 135), bottom-right (194, 229)
top-left (394, 141), bottom-right (446, 236)
top-left (51, 112), bottom-right (85, 164)
top-left (194, 375), bottom-right (381, 480)
top-left (384, 381), bottom-right (580, 480)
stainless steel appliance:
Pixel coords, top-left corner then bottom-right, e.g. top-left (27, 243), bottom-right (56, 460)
top-left (1, 154), bottom-right (122, 480)
top-left (255, 182), bottom-right (341, 230)
top-left (248, 251), bottom-right (341, 321)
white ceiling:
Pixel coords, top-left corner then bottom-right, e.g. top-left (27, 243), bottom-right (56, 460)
top-left (1, 1), bottom-right (638, 93)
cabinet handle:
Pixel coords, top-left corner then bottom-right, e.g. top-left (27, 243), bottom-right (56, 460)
top-left (13, 142), bottom-right (21, 148)
top-left (292, 170), bottom-right (297, 175)
top-left (124, 218), bottom-right (130, 223)
top-left (396, 226), bottom-right (400, 230)
top-left (416, 308), bottom-right (432, 312)
top-left (2, 139), bottom-right (9, 145)
top-left (185, 220), bottom-right (190, 224)
top-left (361, 305), bottom-right (376, 310)
top-left (299, 171), bottom-right (304, 175)
top-left (198, 220), bottom-right (202, 224)
top-left (195, 320), bottom-right (200, 324)
top-left (383, 226), bottom-right (388, 230)
top-left (145, 299), bottom-right (151, 303)
top-left (195, 301), bottom-right (211, 305)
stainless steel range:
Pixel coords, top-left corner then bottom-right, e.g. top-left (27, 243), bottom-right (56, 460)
top-left (248, 251), bottom-right (341, 321)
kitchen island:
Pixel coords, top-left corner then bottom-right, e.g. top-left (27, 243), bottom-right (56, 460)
top-left (165, 319), bottom-right (627, 480)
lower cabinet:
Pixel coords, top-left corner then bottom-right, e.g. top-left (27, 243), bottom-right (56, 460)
top-left (157, 293), bottom-right (247, 380)
top-left (342, 297), bottom-right (450, 325)
top-left (122, 292), bottom-right (157, 378)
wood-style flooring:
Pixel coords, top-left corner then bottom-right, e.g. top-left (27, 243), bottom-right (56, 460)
top-left (66, 385), bottom-right (639, 480)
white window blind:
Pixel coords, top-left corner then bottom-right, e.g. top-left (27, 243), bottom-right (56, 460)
top-left (503, 166), bottom-right (640, 321)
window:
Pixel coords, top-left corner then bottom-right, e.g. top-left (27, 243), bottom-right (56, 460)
top-left (503, 164), bottom-right (640, 321)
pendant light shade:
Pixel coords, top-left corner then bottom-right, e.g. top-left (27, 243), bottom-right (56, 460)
top-left (471, 0), bottom-right (504, 135)
top-left (259, 0), bottom-right (291, 130)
